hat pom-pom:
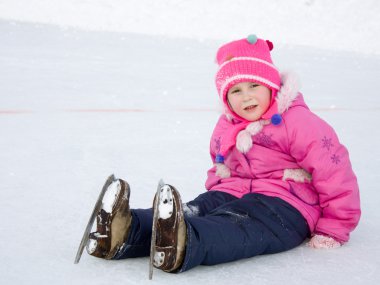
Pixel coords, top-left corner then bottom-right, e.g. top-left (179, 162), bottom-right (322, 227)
top-left (247, 34), bottom-right (258, 44)
top-left (215, 154), bottom-right (225, 163)
top-left (266, 40), bottom-right (274, 51)
top-left (271, 113), bottom-right (282, 125)
top-left (215, 163), bottom-right (231, 178)
top-left (236, 130), bottom-right (253, 153)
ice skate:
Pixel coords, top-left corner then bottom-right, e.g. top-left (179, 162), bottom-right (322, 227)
top-left (151, 184), bottom-right (186, 272)
top-left (86, 177), bottom-right (132, 260)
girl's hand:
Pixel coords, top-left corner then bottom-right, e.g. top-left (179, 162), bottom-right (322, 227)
top-left (307, 234), bottom-right (341, 249)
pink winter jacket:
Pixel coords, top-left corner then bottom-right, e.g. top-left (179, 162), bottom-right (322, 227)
top-left (205, 74), bottom-right (361, 243)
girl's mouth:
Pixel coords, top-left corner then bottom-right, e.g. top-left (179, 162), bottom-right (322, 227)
top-left (244, 105), bottom-right (257, 111)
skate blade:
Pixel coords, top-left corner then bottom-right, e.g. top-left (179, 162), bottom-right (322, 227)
top-left (149, 179), bottom-right (165, 280)
top-left (74, 174), bottom-right (116, 264)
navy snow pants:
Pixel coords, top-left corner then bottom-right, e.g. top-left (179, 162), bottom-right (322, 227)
top-left (113, 191), bottom-right (310, 272)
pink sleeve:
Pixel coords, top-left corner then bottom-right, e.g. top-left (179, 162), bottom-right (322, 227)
top-left (286, 108), bottom-right (361, 242)
top-left (205, 117), bottom-right (223, 190)
top-left (205, 165), bottom-right (221, 190)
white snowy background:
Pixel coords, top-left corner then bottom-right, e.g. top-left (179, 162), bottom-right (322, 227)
top-left (0, 0), bottom-right (379, 284)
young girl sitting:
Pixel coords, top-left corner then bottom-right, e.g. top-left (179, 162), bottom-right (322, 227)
top-left (85, 34), bottom-right (361, 273)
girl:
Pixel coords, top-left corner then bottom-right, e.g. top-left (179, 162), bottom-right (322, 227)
top-left (84, 34), bottom-right (361, 273)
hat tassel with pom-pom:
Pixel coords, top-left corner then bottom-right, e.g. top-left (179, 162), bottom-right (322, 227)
top-left (214, 154), bottom-right (231, 178)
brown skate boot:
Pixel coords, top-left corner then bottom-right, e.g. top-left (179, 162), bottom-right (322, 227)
top-left (152, 184), bottom-right (186, 272)
top-left (86, 178), bottom-right (132, 259)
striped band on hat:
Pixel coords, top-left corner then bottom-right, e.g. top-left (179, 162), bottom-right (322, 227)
top-left (217, 56), bottom-right (279, 73)
top-left (219, 74), bottom-right (281, 99)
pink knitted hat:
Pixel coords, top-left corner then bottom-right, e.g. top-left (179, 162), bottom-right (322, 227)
top-left (215, 34), bottom-right (281, 121)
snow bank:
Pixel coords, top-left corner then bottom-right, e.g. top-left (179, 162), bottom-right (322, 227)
top-left (0, 0), bottom-right (379, 55)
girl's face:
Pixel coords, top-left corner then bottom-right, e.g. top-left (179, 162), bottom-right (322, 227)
top-left (227, 81), bottom-right (271, 121)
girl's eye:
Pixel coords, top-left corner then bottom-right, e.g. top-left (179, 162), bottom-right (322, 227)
top-left (231, 89), bottom-right (240, 94)
top-left (250, 84), bottom-right (259, 88)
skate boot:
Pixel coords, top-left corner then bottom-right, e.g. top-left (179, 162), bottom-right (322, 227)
top-left (152, 184), bottom-right (186, 272)
top-left (86, 178), bottom-right (132, 259)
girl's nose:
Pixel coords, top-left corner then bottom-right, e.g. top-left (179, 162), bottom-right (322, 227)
top-left (242, 90), bottom-right (251, 101)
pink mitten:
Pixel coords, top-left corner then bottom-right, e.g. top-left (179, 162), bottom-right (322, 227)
top-left (307, 234), bottom-right (341, 249)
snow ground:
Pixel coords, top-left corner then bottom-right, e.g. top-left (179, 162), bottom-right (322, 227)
top-left (1, 17), bottom-right (380, 285)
